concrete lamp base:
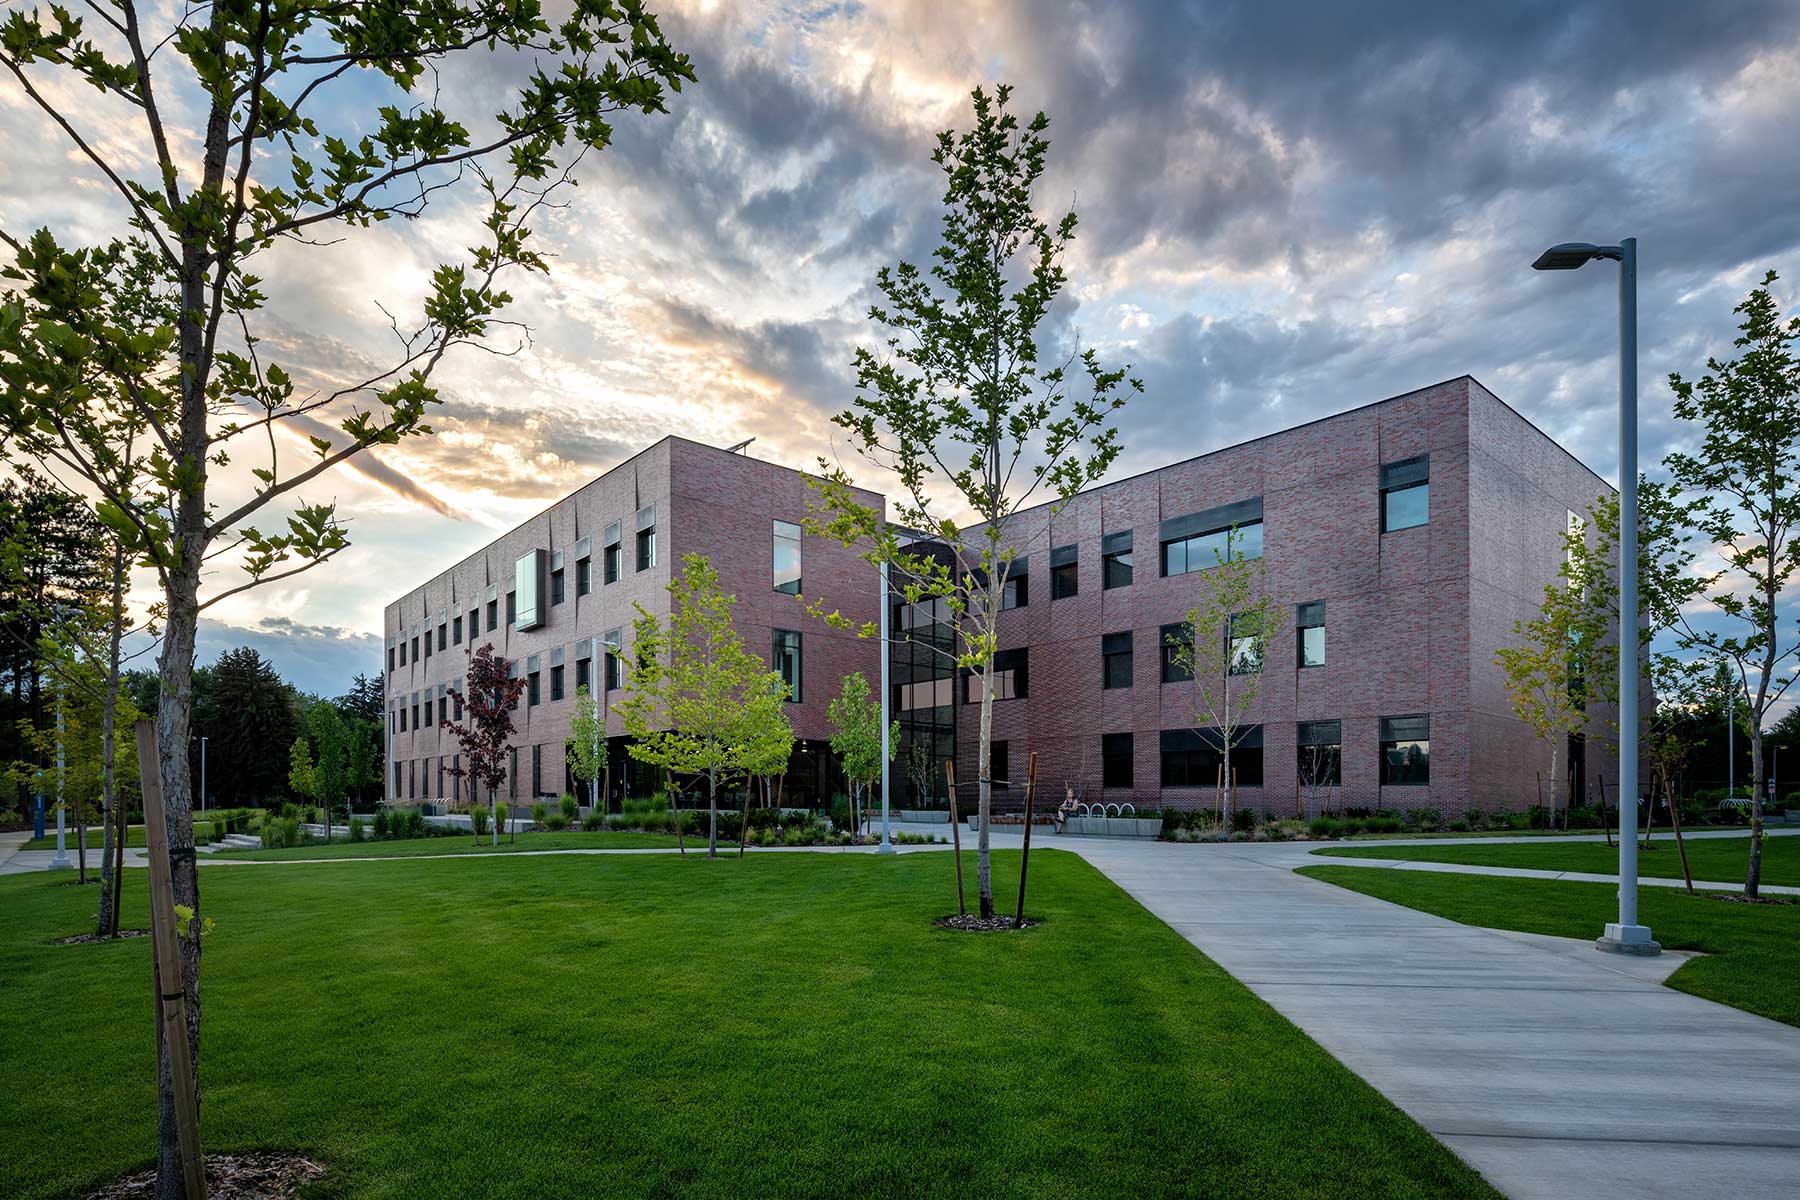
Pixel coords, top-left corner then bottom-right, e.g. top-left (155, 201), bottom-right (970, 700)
top-left (1596, 923), bottom-right (1661, 957)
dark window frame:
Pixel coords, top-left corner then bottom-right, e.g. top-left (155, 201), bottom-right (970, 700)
top-left (1380, 714), bottom-right (1431, 785)
top-left (1102, 530), bottom-right (1134, 590)
top-left (1102, 731), bottom-right (1134, 789)
top-left (773, 628), bottom-right (803, 702)
top-left (1160, 623), bottom-right (1193, 684)
top-left (1049, 544), bottom-right (1078, 600)
top-left (1297, 601), bottom-right (1325, 669)
top-left (1102, 631), bottom-right (1133, 690)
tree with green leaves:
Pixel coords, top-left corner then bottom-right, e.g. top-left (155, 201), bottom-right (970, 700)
top-left (807, 85), bottom-right (1139, 916)
top-left (306, 702), bottom-right (350, 838)
top-left (0, 7), bottom-right (692, 1187)
top-left (286, 735), bottom-right (315, 811)
top-left (1169, 530), bottom-right (1274, 834)
top-left (827, 671), bottom-right (897, 835)
top-left (1661, 272), bottom-right (1800, 897)
top-left (617, 554), bottom-right (790, 859)
top-left (568, 684), bottom-right (606, 812)
top-left (741, 678), bottom-right (796, 814)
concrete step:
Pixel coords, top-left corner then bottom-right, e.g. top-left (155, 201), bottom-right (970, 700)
top-left (218, 834), bottom-right (262, 850)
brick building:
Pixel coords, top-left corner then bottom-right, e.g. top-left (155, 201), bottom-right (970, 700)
top-left (382, 437), bottom-right (881, 807)
top-left (928, 376), bottom-right (1623, 820)
top-left (387, 376), bottom-right (1619, 820)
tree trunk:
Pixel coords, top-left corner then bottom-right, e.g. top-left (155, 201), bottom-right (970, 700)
top-left (111, 786), bottom-right (127, 935)
top-left (671, 769), bottom-right (685, 857)
top-left (489, 787), bottom-right (497, 847)
top-left (75, 790), bottom-right (87, 884)
top-left (1747, 724), bottom-right (1765, 898)
top-left (706, 764), bottom-right (718, 858)
top-left (152, 554), bottom-right (203, 1200)
top-left (97, 540), bottom-right (125, 937)
top-left (976, 670), bottom-right (994, 918)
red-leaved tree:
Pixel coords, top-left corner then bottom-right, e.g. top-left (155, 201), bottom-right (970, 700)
top-left (446, 644), bottom-right (526, 847)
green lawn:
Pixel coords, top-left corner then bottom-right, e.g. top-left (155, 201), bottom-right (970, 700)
top-left (1311, 831), bottom-right (1794, 887)
top-left (0, 852), bottom-right (1497, 1199)
top-left (1299, 865), bottom-right (1800, 1027)
top-left (212, 830), bottom-right (688, 860)
top-left (24, 824), bottom-right (204, 850)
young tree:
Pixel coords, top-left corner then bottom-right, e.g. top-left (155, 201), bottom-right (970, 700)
top-left (617, 554), bottom-right (791, 859)
top-left (1495, 522), bottom-right (1611, 826)
top-left (807, 86), bottom-right (1139, 916)
top-left (446, 645), bottom-right (526, 848)
top-left (741, 679), bottom-right (796, 820)
top-left (1662, 272), bottom-right (1800, 897)
top-left (0, 8), bottom-right (692, 1187)
top-left (306, 703), bottom-right (350, 838)
top-left (1169, 531), bottom-right (1274, 835)
top-left (286, 736), bottom-right (315, 810)
top-left (827, 672), bottom-right (897, 835)
top-left (347, 722), bottom-right (380, 812)
top-left (567, 685), bottom-right (605, 813)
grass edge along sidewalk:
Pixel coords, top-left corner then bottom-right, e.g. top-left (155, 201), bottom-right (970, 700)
top-left (1298, 864), bottom-right (1800, 1028)
top-left (1309, 830), bottom-right (1798, 888)
top-left (1, 850), bottom-right (1499, 1200)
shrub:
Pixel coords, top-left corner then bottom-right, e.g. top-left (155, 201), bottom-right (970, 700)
top-left (472, 806), bottom-right (491, 836)
top-left (545, 814), bottom-right (569, 831)
top-left (1448, 819), bottom-right (1471, 832)
top-left (582, 812), bottom-right (605, 832)
top-left (373, 808), bottom-right (390, 839)
top-left (1365, 815), bottom-right (1403, 834)
top-left (1231, 808), bottom-right (1257, 833)
top-left (560, 794), bottom-right (579, 823)
top-left (1308, 817), bottom-right (1340, 838)
top-left (349, 818), bottom-right (366, 843)
top-left (496, 802), bottom-right (509, 830)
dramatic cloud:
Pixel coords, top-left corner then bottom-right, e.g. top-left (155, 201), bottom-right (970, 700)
top-left (5, 0), bottom-right (1799, 694)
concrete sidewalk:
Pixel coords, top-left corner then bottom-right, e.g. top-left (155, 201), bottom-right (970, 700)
top-left (1302, 851), bottom-right (1800, 896)
top-left (1066, 836), bottom-right (1800, 1200)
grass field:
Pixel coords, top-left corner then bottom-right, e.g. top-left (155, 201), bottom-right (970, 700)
top-left (24, 824), bottom-right (205, 850)
top-left (1311, 831), bottom-right (1795, 887)
top-left (212, 830), bottom-right (689, 860)
top-left (1299, 865), bottom-right (1800, 1027)
top-left (0, 851), bottom-right (1498, 1199)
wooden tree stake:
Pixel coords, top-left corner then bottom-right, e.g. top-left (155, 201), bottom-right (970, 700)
top-left (1666, 778), bottom-right (1694, 894)
top-left (135, 720), bottom-right (207, 1200)
top-left (1015, 752), bottom-right (1038, 929)
top-left (946, 759), bottom-right (965, 916)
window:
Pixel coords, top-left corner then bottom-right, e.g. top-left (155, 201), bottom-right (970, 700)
top-left (1160, 726), bottom-right (1263, 788)
top-left (411, 636), bottom-right (420, 662)
top-left (487, 599), bottom-right (498, 632)
top-left (412, 700), bottom-right (420, 729)
top-left (550, 664), bottom-right (565, 702)
top-left (773, 519), bottom-right (803, 595)
top-left (897, 677), bottom-right (953, 710)
top-left (438, 695), bottom-right (447, 725)
top-left (990, 741), bottom-right (1010, 788)
top-left (389, 708), bottom-right (396, 734)
top-left (1160, 623), bottom-right (1193, 684)
top-left (1102, 732), bottom-right (1134, 789)
top-left (453, 691), bottom-right (463, 721)
top-left (605, 629), bottom-right (623, 691)
top-left (576, 555), bottom-right (591, 596)
top-left (604, 521), bottom-right (622, 585)
top-left (398, 706), bottom-right (407, 732)
top-left (1297, 601), bottom-right (1325, 669)
top-left (1297, 720), bottom-right (1342, 787)
top-left (1102, 632), bottom-right (1133, 690)
top-left (551, 567), bottom-right (565, 606)
top-left (515, 549), bottom-right (545, 629)
top-left (1228, 612), bottom-right (1265, 676)
top-left (1050, 545), bottom-right (1078, 600)
top-left (635, 506), bottom-right (656, 572)
top-left (575, 657), bottom-right (590, 692)
top-left (1380, 455), bottom-right (1429, 532)
top-left (437, 624), bottom-right (447, 651)
top-left (387, 645), bottom-right (395, 673)
top-left (469, 608), bottom-right (479, 643)
top-left (408, 760), bottom-right (415, 798)
top-left (1380, 714), bottom-right (1430, 785)
top-left (1162, 522), bottom-right (1262, 575)
top-left (422, 699), bottom-right (432, 728)
top-left (424, 632), bottom-right (432, 660)
top-left (399, 640), bottom-right (406, 667)
top-left (966, 648), bottom-right (1028, 702)
top-left (1001, 561), bottom-right (1028, 609)
top-left (506, 591), bottom-right (517, 627)
top-left (453, 616), bottom-right (463, 645)
top-left (393, 762), bottom-right (402, 796)
top-left (1102, 531), bottom-right (1133, 590)
top-left (527, 670), bottom-right (541, 707)
top-left (773, 629), bottom-right (802, 701)
top-left (532, 744), bottom-right (543, 797)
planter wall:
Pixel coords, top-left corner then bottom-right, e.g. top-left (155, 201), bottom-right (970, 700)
top-left (895, 810), bottom-right (950, 824)
top-left (1059, 816), bottom-right (1164, 839)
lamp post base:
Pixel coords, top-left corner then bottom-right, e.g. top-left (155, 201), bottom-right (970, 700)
top-left (1596, 923), bottom-right (1661, 956)
top-left (877, 838), bottom-right (897, 856)
top-left (46, 853), bottom-right (73, 870)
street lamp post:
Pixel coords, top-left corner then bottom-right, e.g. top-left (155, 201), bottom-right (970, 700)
top-left (878, 560), bottom-right (895, 854)
top-left (1533, 237), bottom-right (1658, 956)
top-left (48, 685), bottom-right (71, 870)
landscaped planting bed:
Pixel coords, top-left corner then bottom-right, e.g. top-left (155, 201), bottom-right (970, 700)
top-left (1, 851), bottom-right (1497, 1198)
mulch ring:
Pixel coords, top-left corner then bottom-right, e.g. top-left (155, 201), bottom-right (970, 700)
top-left (56, 929), bottom-right (150, 946)
top-left (87, 1153), bottom-right (325, 1199)
top-left (934, 913), bottom-right (1040, 932)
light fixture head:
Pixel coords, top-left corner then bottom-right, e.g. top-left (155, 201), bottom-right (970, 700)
top-left (1533, 242), bottom-right (1622, 271)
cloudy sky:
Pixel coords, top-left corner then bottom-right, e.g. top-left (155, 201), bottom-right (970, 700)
top-left (4, 0), bottom-right (1799, 697)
